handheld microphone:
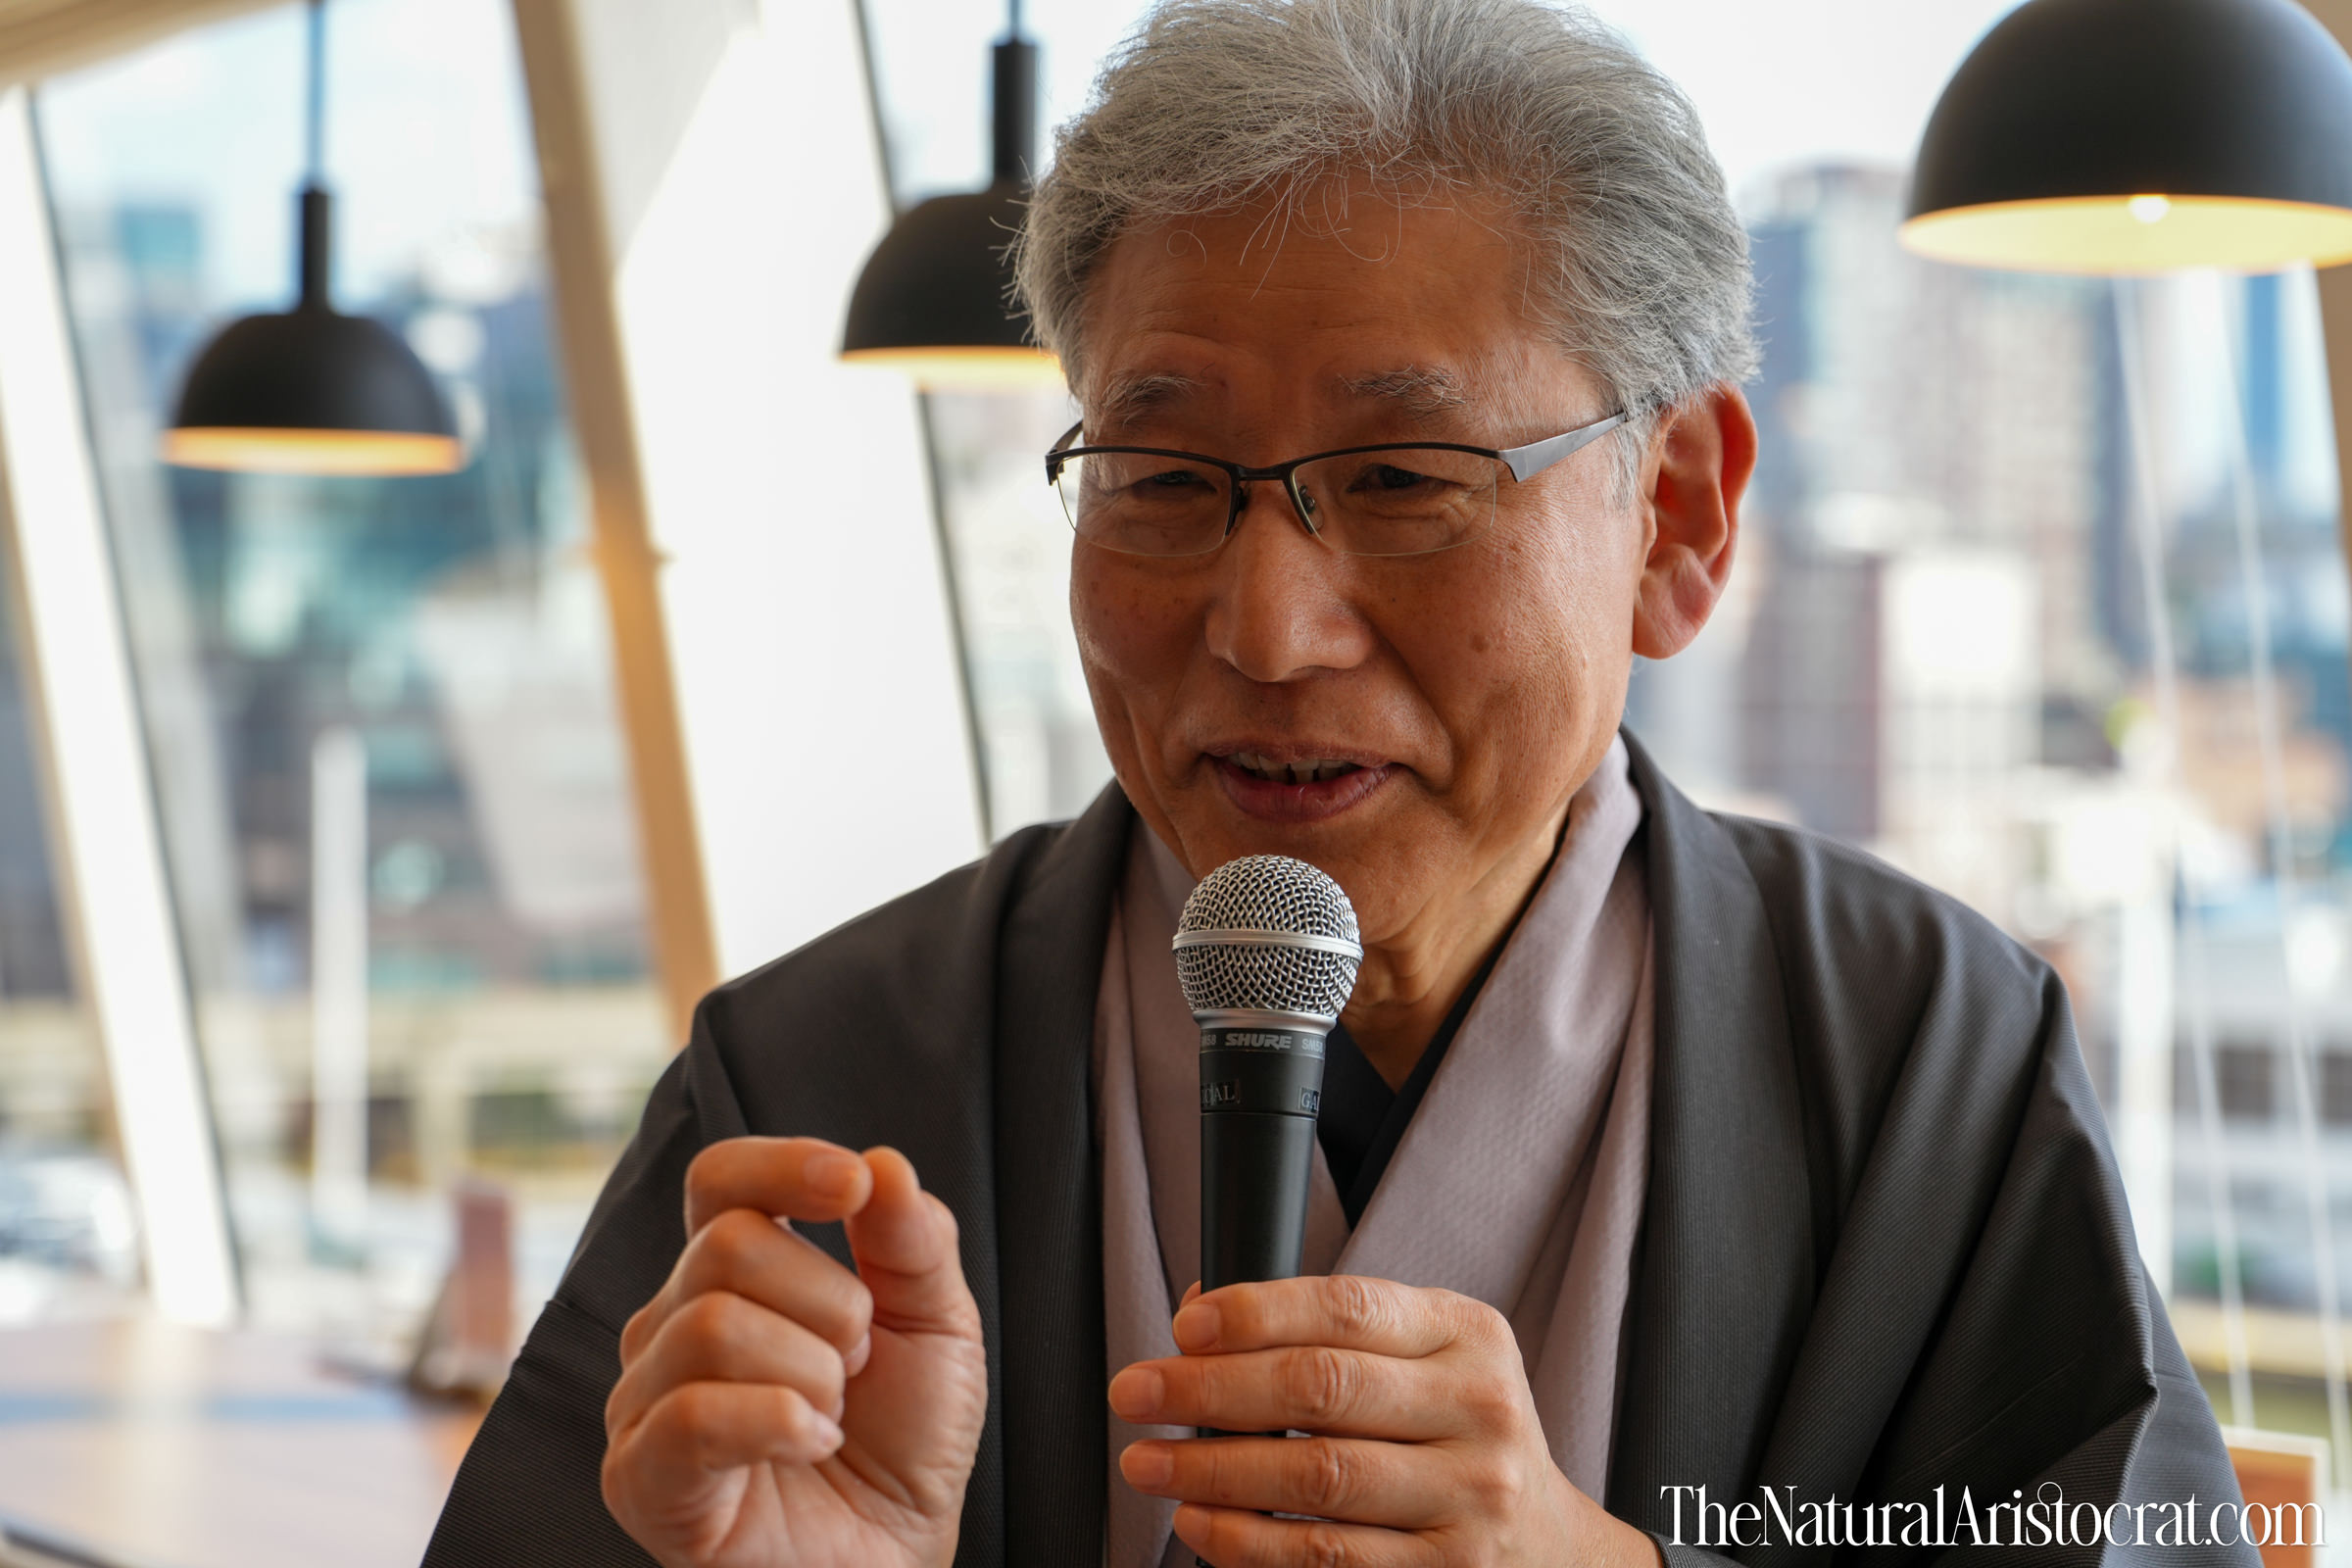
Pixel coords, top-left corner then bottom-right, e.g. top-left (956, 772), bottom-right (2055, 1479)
top-left (1173, 856), bottom-right (1363, 1297)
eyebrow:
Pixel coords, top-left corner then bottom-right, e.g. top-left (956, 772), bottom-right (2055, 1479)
top-left (1337, 365), bottom-right (1474, 421)
top-left (1091, 369), bottom-right (1209, 433)
top-left (1087, 362), bottom-right (1477, 436)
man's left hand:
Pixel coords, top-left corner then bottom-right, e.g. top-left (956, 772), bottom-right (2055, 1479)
top-left (1105, 1274), bottom-right (1663, 1568)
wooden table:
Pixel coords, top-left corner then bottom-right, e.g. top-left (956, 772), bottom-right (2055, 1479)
top-left (0, 1317), bottom-right (481, 1568)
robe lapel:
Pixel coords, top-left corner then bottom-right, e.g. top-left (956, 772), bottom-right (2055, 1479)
top-left (1607, 734), bottom-right (1818, 1532)
top-left (990, 784), bottom-right (1131, 1568)
top-left (1330, 738), bottom-right (1649, 1499)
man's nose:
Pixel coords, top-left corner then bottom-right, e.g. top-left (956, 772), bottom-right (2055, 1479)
top-left (1201, 480), bottom-right (1374, 683)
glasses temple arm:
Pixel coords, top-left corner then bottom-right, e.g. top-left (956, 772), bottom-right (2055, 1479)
top-left (1498, 412), bottom-right (1627, 483)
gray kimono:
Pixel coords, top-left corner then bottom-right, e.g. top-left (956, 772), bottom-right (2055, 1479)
top-left (421, 734), bottom-right (2252, 1567)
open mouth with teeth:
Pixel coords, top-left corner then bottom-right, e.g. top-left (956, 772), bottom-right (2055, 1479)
top-left (1211, 748), bottom-right (1392, 822)
top-left (1225, 751), bottom-right (1366, 785)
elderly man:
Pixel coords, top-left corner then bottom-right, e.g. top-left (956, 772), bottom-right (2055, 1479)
top-left (424, 0), bottom-right (2249, 1564)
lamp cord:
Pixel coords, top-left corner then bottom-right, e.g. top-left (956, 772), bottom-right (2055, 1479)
top-left (304, 0), bottom-right (326, 186)
top-left (295, 0), bottom-right (332, 309)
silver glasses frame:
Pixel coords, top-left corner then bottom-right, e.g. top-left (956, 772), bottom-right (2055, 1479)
top-left (1043, 408), bottom-right (1627, 557)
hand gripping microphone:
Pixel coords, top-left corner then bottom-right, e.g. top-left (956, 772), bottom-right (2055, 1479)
top-left (1173, 856), bottom-right (1363, 1296)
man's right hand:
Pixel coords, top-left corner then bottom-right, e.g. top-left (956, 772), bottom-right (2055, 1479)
top-left (602, 1138), bottom-right (988, 1568)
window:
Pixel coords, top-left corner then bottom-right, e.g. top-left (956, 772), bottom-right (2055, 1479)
top-left (2217, 1044), bottom-right (2278, 1123)
top-left (0, 551), bottom-right (126, 1321)
top-left (858, 5), bottom-right (1124, 836)
top-left (2322, 1051), bottom-right (2352, 1126)
top-left (924, 393), bottom-right (1110, 833)
top-left (36, 0), bottom-right (662, 1338)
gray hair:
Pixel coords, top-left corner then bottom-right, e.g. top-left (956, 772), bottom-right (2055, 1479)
top-left (1010, 0), bottom-right (1758, 489)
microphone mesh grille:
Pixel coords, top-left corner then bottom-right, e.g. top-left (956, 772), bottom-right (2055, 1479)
top-left (1175, 855), bottom-right (1361, 1018)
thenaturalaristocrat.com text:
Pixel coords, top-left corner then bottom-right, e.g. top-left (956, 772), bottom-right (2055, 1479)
top-left (1659, 1485), bottom-right (2323, 1551)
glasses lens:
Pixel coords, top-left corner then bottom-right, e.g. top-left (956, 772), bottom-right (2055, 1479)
top-left (1294, 448), bottom-right (1503, 556)
top-left (1054, 450), bottom-right (1233, 557)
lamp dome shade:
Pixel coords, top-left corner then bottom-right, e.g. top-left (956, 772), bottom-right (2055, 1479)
top-left (841, 181), bottom-right (1060, 390)
top-left (165, 306), bottom-right (464, 476)
top-left (1901, 0), bottom-right (2352, 274)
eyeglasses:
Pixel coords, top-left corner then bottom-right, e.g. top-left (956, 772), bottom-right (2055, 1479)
top-left (1043, 409), bottom-right (1626, 559)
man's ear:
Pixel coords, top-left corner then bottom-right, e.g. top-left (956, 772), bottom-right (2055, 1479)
top-left (1631, 384), bottom-right (1757, 661)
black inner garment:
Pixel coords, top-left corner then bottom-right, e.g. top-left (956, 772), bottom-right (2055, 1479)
top-left (1314, 943), bottom-right (1504, 1228)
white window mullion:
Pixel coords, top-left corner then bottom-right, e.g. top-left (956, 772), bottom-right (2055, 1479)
top-left (0, 87), bottom-right (238, 1327)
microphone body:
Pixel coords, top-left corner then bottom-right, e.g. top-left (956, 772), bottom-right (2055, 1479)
top-left (1197, 1012), bottom-right (1328, 1290)
top-left (1174, 858), bottom-right (1364, 1296)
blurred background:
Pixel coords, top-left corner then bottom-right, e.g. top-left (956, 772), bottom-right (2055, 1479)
top-left (0, 0), bottom-right (2347, 1563)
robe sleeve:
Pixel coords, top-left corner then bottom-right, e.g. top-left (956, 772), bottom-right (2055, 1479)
top-left (1649, 1304), bottom-right (2249, 1567)
top-left (1648, 961), bottom-right (2257, 1567)
top-left (418, 997), bottom-right (749, 1568)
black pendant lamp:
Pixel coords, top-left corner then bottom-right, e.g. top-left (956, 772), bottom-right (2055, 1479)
top-left (1902, 0), bottom-right (2352, 274)
top-left (841, 0), bottom-right (1060, 388)
top-left (165, 0), bottom-right (462, 475)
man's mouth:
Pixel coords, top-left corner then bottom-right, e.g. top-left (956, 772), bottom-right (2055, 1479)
top-left (1208, 748), bottom-right (1395, 823)
top-left (1227, 750), bottom-right (1366, 786)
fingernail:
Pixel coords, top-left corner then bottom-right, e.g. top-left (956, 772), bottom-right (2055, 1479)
top-left (1121, 1442), bottom-right (1173, 1489)
top-left (1107, 1364), bottom-right (1164, 1419)
top-left (808, 1152), bottom-right (861, 1200)
top-left (844, 1331), bottom-right (872, 1378)
top-left (1172, 1299), bottom-right (1220, 1351)
top-left (809, 1410), bottom-right (844, 1451)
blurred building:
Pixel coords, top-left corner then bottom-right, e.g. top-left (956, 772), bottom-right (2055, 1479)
top-left (1626, 160), bottom-right (2352, 1334)
top-left (1689, 166), bottom-right (2111, 922)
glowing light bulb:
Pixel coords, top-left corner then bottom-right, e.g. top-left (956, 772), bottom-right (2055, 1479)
top-left (2128, 194), bottom-right (2172, 224)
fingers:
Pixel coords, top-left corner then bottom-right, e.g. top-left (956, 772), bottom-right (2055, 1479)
top-left (845, 1147), bottom-right (979, 1336)
top-left (623, 1204), bottom-right (874, 1365)
top-left (1174, 1275), bottom-right (1494, 1361)
top-left (609, 1289), bottom-right (855, 1438)
top-left (1172, 1501), bottom-right (1426, 1568)
top-left (684, 1137), bottom-right (874, 1236)
top-left (1109, 1345), bottom-right (1455, 1440)
top-left (604, 1380), bottom-right (844, 1505)
top-left (1119, 1435), bottom-right (1452, 1529)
